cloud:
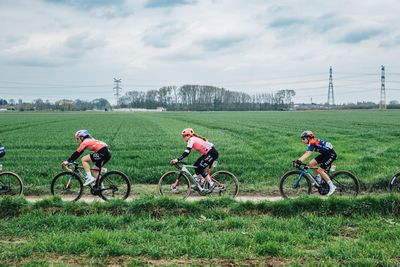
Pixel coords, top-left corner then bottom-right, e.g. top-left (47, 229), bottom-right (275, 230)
top-left (197, 36), bottom-right (246, 51)
top-left (338, 28), bottom-right (382, 43)
top-left (269, 17), bottom-right (308, 28)
top-left (142, 22), bottom-right (186, 48)
top-left (144, 0), bottom-right (196, 8)
top-left (43, 0), bottom-right (126, 10)
top-left (380, 34), bottom-right (400, 48)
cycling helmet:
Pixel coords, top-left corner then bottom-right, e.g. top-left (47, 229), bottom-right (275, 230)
top-left (75, 129), bottom-right (90, 140)
top-left (300, 130), bottom-right (314, 139)
top-left (181, 128), bottom-right (194, 137)
top-left (0, 144), bottom-right (5, 158)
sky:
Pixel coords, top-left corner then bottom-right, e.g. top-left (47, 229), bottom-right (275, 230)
top-left (1, 0), bottom-right (400, 104)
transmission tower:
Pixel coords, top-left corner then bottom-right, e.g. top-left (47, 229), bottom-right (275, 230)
top-left (327, 66), bottom-right (334, 106)
top-left (113, 78), bottom-right (122, 104)
top-left (379, 65), bottom-right (386, 110)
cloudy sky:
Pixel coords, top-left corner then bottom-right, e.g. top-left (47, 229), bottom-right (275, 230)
top-left (1, 0), bottom-right (400, 104)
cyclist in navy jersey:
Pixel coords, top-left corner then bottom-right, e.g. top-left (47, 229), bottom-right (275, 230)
top-left (293, 130), bottom-right (337, 196)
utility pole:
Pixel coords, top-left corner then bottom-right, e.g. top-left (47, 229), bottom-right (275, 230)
top-left (379, 65), bottom-right (386, 110)
top-left (113, 78), bottom-right (122, 105)
top-left (327, 66), bottom-right (334, 106)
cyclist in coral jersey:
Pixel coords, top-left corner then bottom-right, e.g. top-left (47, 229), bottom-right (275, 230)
top-left (63, 130), bottom-right (111, 186)
top-left (293, 130), bottom-right (337, 196)
top-left (171, 128), bottom-right (219, 191)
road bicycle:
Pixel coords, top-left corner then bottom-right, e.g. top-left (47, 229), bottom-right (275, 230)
top-left (388, 171), bottom-right (400, 192)
top-left (279, 162), bottom-right (360, 199)
top-left (0, 163), bottom-right (24, 196)
top-left (158, 161), bottom-right (239, 199)
top-left (50, 162), bottom-right (131, 201)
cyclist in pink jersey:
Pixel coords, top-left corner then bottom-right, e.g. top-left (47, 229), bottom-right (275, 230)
top-left (63, 130), bottom-right (111, 186)
top-left (171, 128), bottom-right (219, 191)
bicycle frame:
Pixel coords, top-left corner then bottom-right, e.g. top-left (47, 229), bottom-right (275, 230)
top-left (172, 163), bottom-right (198, 187)
top-left (64, 163), bottom-right (103, 189)
top-left (294, 165), bottom-right (320, 189)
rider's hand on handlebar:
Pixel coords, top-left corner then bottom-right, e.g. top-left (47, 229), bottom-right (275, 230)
top-left (292, 160), bottom-right (303, 167)
top-left (62, 161), bottom-right (69, 167)
top-left (170, 159), bottom-right (179, 165)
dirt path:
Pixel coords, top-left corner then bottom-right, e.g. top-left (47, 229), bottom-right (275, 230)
top-left (23, 194), bottom-right (283, 203)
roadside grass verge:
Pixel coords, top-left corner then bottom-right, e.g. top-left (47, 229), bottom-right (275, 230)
top-left (0, 195), bottom-right (399, 265)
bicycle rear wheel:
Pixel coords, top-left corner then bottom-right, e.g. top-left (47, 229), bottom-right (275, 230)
top-left (389, 172), bottom-right (400, 192)
top-left (0, 172), bottom-right (23, 196)
top-left (51, 172), bottom-right (83, 201)
top-left (279, 170), bottom-right (312, 199)
top-left (207, 170), bottom-right (239, 198)
top-left (330, 170), bottom-right (360, 197)
top-left (98, 171), bottom-right (131, 201)
top-left (158, 171), bottom-right (191, 199)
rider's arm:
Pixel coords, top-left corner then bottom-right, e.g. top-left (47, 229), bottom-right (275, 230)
top-left (177, 147), bottom-right (192, 161)
top-left (67, 141), bottom-right (87, 162)
top-left (298, 151), bottom-right (313, 162)
top-left (67, 150), bottom-right (84, 163)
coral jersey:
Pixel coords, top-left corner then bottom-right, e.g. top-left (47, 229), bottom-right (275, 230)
top-left (76, 138), bottom-right (107, 153)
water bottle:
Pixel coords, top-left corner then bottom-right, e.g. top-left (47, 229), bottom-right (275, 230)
top-left (315, 174), bottom-right (322, 184)
top-left (330, 164), bottom-right (336, 172)
top-left (100, 168), bottom-right (107, 175)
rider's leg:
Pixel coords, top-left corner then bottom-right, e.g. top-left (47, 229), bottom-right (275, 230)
top-left (82, 155), bottom-right (93, 177)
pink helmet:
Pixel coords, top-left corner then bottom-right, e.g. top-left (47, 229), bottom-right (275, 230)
top-left (181, 128), bottom-right (194, 137)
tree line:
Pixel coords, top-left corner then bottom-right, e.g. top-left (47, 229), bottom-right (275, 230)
top-left (118, 85), bottom-right (296, 111)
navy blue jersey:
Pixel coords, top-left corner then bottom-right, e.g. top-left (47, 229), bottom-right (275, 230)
top-left (307, 139), bottom-right (334, 154)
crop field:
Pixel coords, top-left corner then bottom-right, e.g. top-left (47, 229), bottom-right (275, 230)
top-left (0, 110), bottom-right (400, 195)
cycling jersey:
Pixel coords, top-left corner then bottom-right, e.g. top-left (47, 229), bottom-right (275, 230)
top-left (76, 138), bottom-right (107, 153)
top-left (68, 138), bottom-right (108, 163)
top-left (177, 136), bottom-right (214, 161)
top-left (187, 137), bottom-right (214, 155)
top-left (307, 139), bottom-right (333, 154)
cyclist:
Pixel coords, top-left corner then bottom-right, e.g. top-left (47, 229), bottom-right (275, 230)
top-left (63, 130), bottom-right (111, 186)
top-left (0, 144), bottom-right (5, 158)
top-left (293, 130), bottom-right (337, 196)
top-left (171, 128), bottom-right (219, 192)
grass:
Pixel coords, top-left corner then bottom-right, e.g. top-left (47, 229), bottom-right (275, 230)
top-left (0, 195), bottom-right (400, 266)
top-left (0, 110), bottom-right (400, 195)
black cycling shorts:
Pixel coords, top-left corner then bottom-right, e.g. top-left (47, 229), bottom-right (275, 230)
top-left (194, 147), bottom-right (219, 177)
top-left (90, 147), bottom-right (111, 168)
top-left (315, 150), bottom-right (337, 170)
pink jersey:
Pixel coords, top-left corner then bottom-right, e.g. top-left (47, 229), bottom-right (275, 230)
top-left (187, 136), bottom-right (214, 155)
top-left (76, 138), bottom-right (107, 153)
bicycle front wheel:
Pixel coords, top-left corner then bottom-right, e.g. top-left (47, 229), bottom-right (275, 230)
top-left (98, 171), bottom-right (131, 201)
top-left (158, 171), bottom-right (191, 199)
top-left (0, 172), bottom-right (24, 196)
top-left (330, 170), bottom-right (360, 197)
top-left (389, 172), bottom-right (400, 192)
top-left (207, 170), bottom-right (240, 198)
top-left (50, 172), bottom-right (83, 201)
top-left (279, 170), bottom-right (312, 199)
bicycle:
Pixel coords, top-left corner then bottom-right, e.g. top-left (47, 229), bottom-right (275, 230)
top-left (50, 162), bottom-right (131, 201)
top-left (279, 162), bottom-right (360, 199)
top-left (0, 162), bottom-right (24, 196)
top-left (158, 161), bottom-right (239, 199)
top-left (388, 171), bottom-right (400, 192)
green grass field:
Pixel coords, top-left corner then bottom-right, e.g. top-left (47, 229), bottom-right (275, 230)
top-left (1, 195), bottom-right (399, 266)
top-left (1, 110), bottom-right (400, 195)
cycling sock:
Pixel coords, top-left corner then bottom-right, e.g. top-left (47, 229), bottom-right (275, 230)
top-left (327, 180), bottom-right (334, 188)
top-left (86, 171), bottom-right (93, 178)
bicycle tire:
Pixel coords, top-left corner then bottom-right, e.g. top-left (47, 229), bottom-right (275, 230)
top-left (330, 170), bottom-right (360, 197)
top-left (50, 172), bottom-right (83, 201)
top-left (388, 172), bottom-right (400, 192)
top-left (98, 171), bottom-right (131, 201)
top-left (279, 170), bottom-right (312, 199)
top-left (158, 171), bottom-right (191, 199)
top-left (0, 171), bottom-right (24, 196)
top-left (207, 170), bottom-right (240, 198)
